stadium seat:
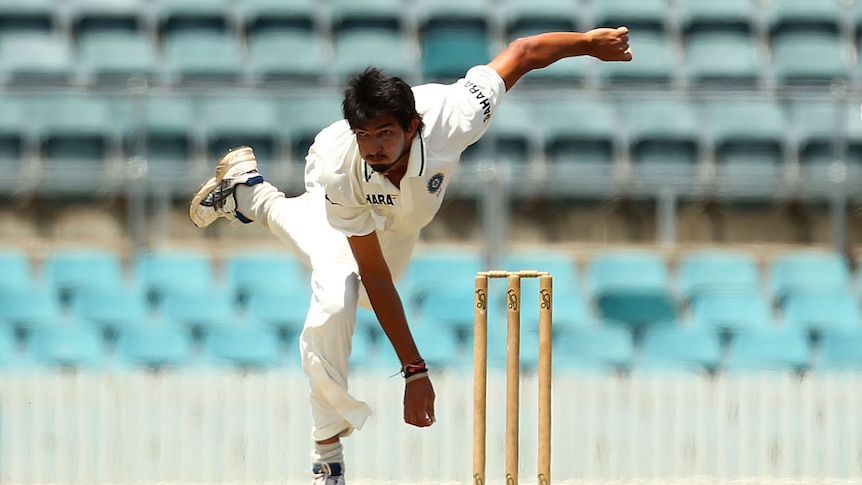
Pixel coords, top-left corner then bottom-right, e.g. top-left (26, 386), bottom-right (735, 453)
top-left (485, 323), bottom-right (542, 370)
top-left (416, 0), bottom-right (491, 81)
top-left (71, 285), bottom-right (150, 336)
top-left (158, 288), bottom-right (237, 337)
top-left (771, 33), bottom-right (849, 86)
top-left (706, 99), bottom-right (788, 189)
top-left (0, 285), bottom-right (62, 334)
top-left (676, 249), bottom-right (761, 302)
top-left (636, 325), bottom-right (722, 374)
top-left (586, 250), bottom-right (676, 328)
top-left (28, 323), bottom-right (106, 369)
top-left (348, 323), bottom-right (380, 368)
top-left (239, 0), bottom-right (318, 36)
top-left (163, 31), bottom-right (245, 85)
top-left (332, 30), bottom-right (416, 84)
top-left (0, 0), bottom-right (56, 34)
top-left (789, 100), bottom-right (857, 185)
top-left (591, 0), bottom-right (667, 35)
top-left (134, 250), bottom-right (216, 302)
top-left (677, 0), bottom-right (757, 37)
top-left (816, 329), bottom-right (862, 372)
top-left (400, 248), bottom-right (484, 308)
top-left (724, 327), bottom-right (810, 373)
top-left (329, 0), bottom-right (404, 35)
top-left (683, 33), bottom-right (762, 88)
top-left (620, 98), bottom-right (703, 182)
top-left (408, 322), bottom-right (463, 369)
top-left (0, 249), bottom-right (32, 291)
top-left (78, 31), bottom-right (159, 85)
top-left (536, 97), bottom-right (619, 175)
top-left (69, 0), bottom-right (145, 37)
top-left (552, 325), bottom-right (634, 373)
top-left (198, 95), bottom-right (285, 165)
top-left (115, 94), bottom-right (198, 168)
top-left (153, 0), bottom-right (232, 36)
top-left (782, 292), bottom-right (862, 336)
top-left (0, 33), bottom-right (74, 85)
top-left (247, 30), bottom-right (329, 85)
top-left (116, 321), bottom-right (193, 369)
top-left (416, 289), bottom-right (475, 335)
top-left (224, 251), bottom-right (309, 304)
top-left (282, 93), bottom-right (345, 162)
top-left (770, 250), bottom-right (851, 302)
top-left (245, 290), bottom-right (311, 341)
top-left (596, 31), bottom-right (675, 86)
top-left (0, 326), bottom-right (21, 367)
top-left (765, 0), bottom-right (842, 39)
top-left (500, 0), bottom-right (579, 41)
top-left (0, 96), bottom-right (28, 163)
top-left (483, 97), bottom-right (539, 163)
top-left (205, 324), bottom-right (284, 369)
top-left (42, 249), bottom-right (125, 302)
top-left (690, 293), bottom-right (774, 334)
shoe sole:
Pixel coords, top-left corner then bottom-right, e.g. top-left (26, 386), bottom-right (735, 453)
top-left (188, 146), bottom-right (256, 228)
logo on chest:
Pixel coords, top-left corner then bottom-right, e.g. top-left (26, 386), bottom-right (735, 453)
top-left (427, 172), bottom-right (444, 194)
top-left (365, 193), bottom-right (397, 206)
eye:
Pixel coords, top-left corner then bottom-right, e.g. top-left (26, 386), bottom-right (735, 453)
top-left (354, 130), bottom-right (368, 138)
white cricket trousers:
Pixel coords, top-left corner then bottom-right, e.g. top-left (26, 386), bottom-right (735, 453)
top-left (234, 181), bottom-right (417, 441)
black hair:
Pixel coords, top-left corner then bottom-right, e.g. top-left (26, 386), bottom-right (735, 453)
top-left (342, 67), bottom-right (423, 133)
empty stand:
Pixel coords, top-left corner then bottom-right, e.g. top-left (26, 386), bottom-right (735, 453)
top-left (0, 33), bottom-right (74, 85)
top-left (770, 250), bottom-right (851, 302)
top-left (69, 0), bottom-right (145, 37)
top-left (329, 0), bottom-right (405, 35)
top-left (0, 0), bottom-right (57, 35)
top-left (536, 97), bottom-right (619, 179)
top-left (482, 97), bottom-right (539, 163)
top-left (724, 327), bottom-right (810, 373)
top-left (162, 30), bottom-right (245, 85)
top-left (0, 284), bottom-right (62, 335)
top-left (500, 0), bottom-right (580, 41)
top-left (0, 249), bottom-right (32, 291)
top-left (690, 293), bottom-right (774, 334)
top-left (816, 329), bottom-right (862, 372)
top-left (0, 96), bottom-right (28, 166)
top-left (224, 250), bottom-right (309, 303)
top-left (683, 33), bottom-right (762, 88)
top-left (245, 290), bottom-right (311, 341)
top-left (116, 321), bottom-right (194, 369)
top-left (247, 30), bottom-right (329, 85)
top-left (282, 93), bottom-right (345, 162)
top-left (153, 0), bottom-right (233, 37)
top-left (239, 0), bottom-right (319, 36)
top-left (332, 30), bottom-right (416, 84)
top-left (636, 324), bottom-right (722, 373)
top-left (782, 292), bottom-right (862, 337)
top-left (678, 0), bottom-right (757, 38)
top-left (415, 0), bottom-right (492, 80)
top-left (676, 249), bottom-right (762, 302)
top-left (71, 285), bottom-right (150, 336)
top-left (134, 250), bottom-right (216, 302)
top-left (771, 32), bottom-right (849, 87)
top-left (42, 249), bottom-right (125, 302)
top-left (205, 324), bottom-right (284, 369)
top-left (552, 324), bottom-right (634, 373)
top-left (28, 322), bottom-right (106, 369)
top-left (597, 31), bottom-right (676, 86)
top-left (158, 288), bottom-right (236, 338)
top-left (198, 95), bottom-right (285, 165)
top-left (78, 31), bottom-right (159, 85)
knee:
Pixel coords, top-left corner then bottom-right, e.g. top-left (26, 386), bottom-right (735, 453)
top-left (310, 267), bottom-right (360, 317)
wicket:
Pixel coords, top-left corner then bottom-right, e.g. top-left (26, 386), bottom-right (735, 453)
top-left (473, 270), bottom-right (553, 485)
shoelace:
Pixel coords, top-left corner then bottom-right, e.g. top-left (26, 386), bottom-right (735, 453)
top-left (201, 179), bottom-right (232, 209)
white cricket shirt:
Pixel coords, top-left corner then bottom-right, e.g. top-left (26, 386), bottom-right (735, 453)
top-left (305, 65), bottom-right (507, 241)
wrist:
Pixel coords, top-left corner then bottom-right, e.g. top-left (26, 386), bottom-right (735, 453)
top-left (401, 358), bottom-right (427, 378)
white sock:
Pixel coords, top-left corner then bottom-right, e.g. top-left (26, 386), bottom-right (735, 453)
top-left (312, 440), bottom-right (344, 472)
top-left (234, 181), bottom-right (284, 224)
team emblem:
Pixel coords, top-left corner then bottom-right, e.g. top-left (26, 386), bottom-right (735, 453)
top-left (427, 172), bottom-right (444, 194)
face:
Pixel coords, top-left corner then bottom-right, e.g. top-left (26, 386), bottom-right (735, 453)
top-left (353, 113), bottom-right (419, 174)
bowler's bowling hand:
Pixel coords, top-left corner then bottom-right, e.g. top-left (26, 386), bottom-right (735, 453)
top-left (404, 375), bottom-right (436, 427)
top-left (588, 26), bottom-right (633, 62)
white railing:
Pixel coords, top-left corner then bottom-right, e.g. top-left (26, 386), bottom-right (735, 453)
top-left (2, 369), bottom-right (862, 485)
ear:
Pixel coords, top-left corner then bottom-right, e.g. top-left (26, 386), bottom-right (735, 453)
top-left (407, 118), bottom-right (420, 137)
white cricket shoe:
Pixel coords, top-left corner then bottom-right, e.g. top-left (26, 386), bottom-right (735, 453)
top-left (189, 146), bottom-right (264, 228)
top-left (312, 463), bottom-right (345, 485)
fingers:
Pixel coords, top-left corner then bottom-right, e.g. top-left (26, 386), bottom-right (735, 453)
top-left (617, 25), bottom-right (629, 35)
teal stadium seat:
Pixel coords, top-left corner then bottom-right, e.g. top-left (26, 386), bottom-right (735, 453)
top-left (771, 32), bottom-right (849, 87)
top-left (501, 0), bottom-right (579, 41)
top-left (485, 322), bottom-right (542, 370)
top-left (0, 326), bottom-right (21, 367)
top-left (116, 94), bottom-right (199, 173)
top-left (790, 100), bottom-right (862, 189)
top-left (78, 31), bottom-right (159, 85)
top-left (69, 0), bottom-right (145, 37)
top-left (770, 250), bottom-right (851, 302)
top-left (245, 290), bottom-right (312, 341)
top-left (199, 95), bottom-right (284, 166)
top-left (552, 325), bottom-right (634, 373)
top-left (706, 99), bottom-right (788, 191)
top-left (71, 285), bottom-right (150, 337)
top-left (153, 0), bottom-right (232, 36)
top-left (677, 249), bottom-right (761, 303)
top-left (332, 30), bottom-right (416, 85)
top-left (765, 0), bottom-right (842, 39)
top-left (34, 94), bottom-right (115, 164)
top-left (597, 31), bottom-right (675, 86)
top-left (587, 250), bottom-right (676, 328)
top-left (0, 0), bottom-right (56, 34)
top-left (134, 250), bottom-right (215, 302)
top-left (348, 323), bottom-right (378, 368)
top-left (678, 0), bottom-right (757, 38)
top-left (247, 30), bottom-right (329, 85)
top-left (621, 98), bottom-right (703, 184)
top-left (240, 0), bottom-right (318, 36)
top-left (116, 321), bottom-right (193, 369)
top-left (683, 33), bottom-right (762, 88)
top-left (205, 324), bottom-right (284, 369)
top-left (0, 33), bottom-right (74, 86)
top-left (782, 292), bottom-right (862, 337)
top-left (415, 0), bottom-right (491, 80)
top-left (158, 288), bottom-right (236, 338)
top-left (401, 248), bottom-right (484, 307)
top-left (28, 323), bottom-right (106, 369)
top-left (163, 31), bottom-right (245, 85)
top-left (0, 249), bottom-right (32, 292)
top-left (282, 93), bottom-right (344, 162)
top-left (0, 284), bottom-right (62, 334)
top-left (417, 290), bottom-right (475, 336)
top-left (329, 0), bottom-right (404, 35)
top-left (590, 0), bottom-right (667, 35)
top-left (724, 327), bottom-right (810, 373)
top-left (484, 97), bottom-right (539, 164)
top-left (636, 325), bottom-right (722, 374)
top-left (43, 249), bottom-right (125, 303)
top-left (0, 96), bottom-right (28, 167)
top-left (407, 323), bottom-right (463, 369)
top-left (816, 329), bottom-right (862, 372)
top-left (224, 251), bottom-right (309, 304)
top-left (690, 293), bottom-right (773, 334)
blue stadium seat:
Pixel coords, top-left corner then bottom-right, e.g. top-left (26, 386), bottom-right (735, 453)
top-left (409, 323), bottom-right (463, 369)
top-left (683, 33), bottom-right (762, 88)
top-left (483, 97), bottom-right (539, 163)
top-left (678, 0), bottom-right (757, 38)
top-left (224, 250), bottom-right (309, 303)
top-left (245, 290), bottom-right (311, 340)
top-left (69, 0), bottom-right (145, 37)
top-left (153, 0), bottom-right (232, 36)
top-left (349, 323), bottom-right (380, 368)
top-left (0, 285), bottom-right (62, 334)
top-left (0, 249), bottom-right (32, 291)
top-left (115, 94), bottom-right (198, 169)
top-left (537, 97), bottom-right (619, 174)
top-left (789, 100), bottom-right (859, 188)
top-left (332, 30), bottom-right (416, 84)
top-left (621, 99), bottom-right (703, 182)
top-left (158, 288), bottom-right (237, 337)
top-left (636, 324), bottom-right (722, 374)
top-left (42, 249), bottom-right (125, 301)
top-left (485, 324), bottom-right (541, 370)
top-left (765, 0), bottom-right (842, 39)
top-left (771, 33), bottom-right (849, 87)
top-left (134, 250), bottom-right (216, 302)
top-left (78, 31), bottom-right (159, 85)
top-left (116, 321), bottom-right (193, 370)
top-left (0, 96), bottom-right (29, 164)
top-left (400, 248), bottom-right (484, 308)
top-left (416, 0), bottom-right (491, 80)
top-left (782, 292), bottom-right (862, 336)
top-left (724, 327), bottom-right (810, 373)
top-left (770, 250), bottom-right (850, 302)
top-left (816, 329), bottom-right (862, 372)
top-left (199, 95), bottom-right (284, 165)
top-left (597, 31), bottom-right (675, 86)
top-left (0, 0), bottom-right (56, 34)
top-left (0, 33), bottom-right (74, 85)
top-left (204, 324), bottom-right (284, 369)
top-left (586, 250), bottom-right (676, 328)
top-left (676, 249), bottom-right (761, 302)
top-left (590, 0), bottom-right (667, 35)
top-left (163, 31), bottom-right (245, 85)
top-left (240, 0), bottom-right (318, 36)
top-left (28, 323), bottom-right (106, 369)
top-left (34, 94), bottom-right (115, 166)
top-left (0, 325), bottom-right (21, 367)
top-left (690, 293), bottom-right (773, 334)
top-left (329, 0), bottom-right (404, 35)
top-left (552, 325), bottom-right (634, 373)
top-left (416, 288), bottom-right (475, 334)
top-left (70, 285), bottom-right (150, 336)
top-left (247, 30), bottom-right (329, 85)
top-left (282, 93), bottom-right (344, 162)
top-left (501, 0), bottom-right (579, 41)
